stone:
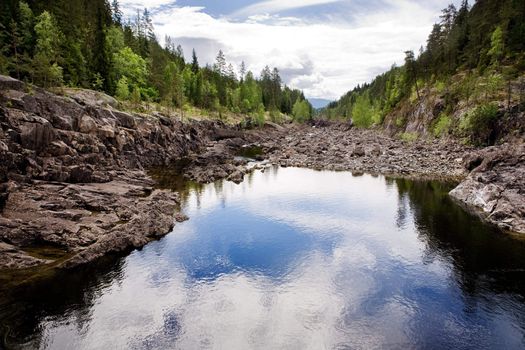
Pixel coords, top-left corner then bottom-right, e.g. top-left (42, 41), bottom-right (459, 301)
top-left (19, 120), bottom-right (56, 151)
top-left (79, 115), bottom-right (97, 133)
top-left (352, 146), bottom-right (365, 157)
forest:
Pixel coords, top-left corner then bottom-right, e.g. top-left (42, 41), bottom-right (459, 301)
top-left (323, 0), bottom-right (525, 145)
top-left (0, 0), bottom-right (313, 124)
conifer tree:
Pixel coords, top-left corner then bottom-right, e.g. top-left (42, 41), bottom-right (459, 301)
top-left (191, 49), bottom-right (199, 74)
top-left (111, 0), bottom-right (123, 26)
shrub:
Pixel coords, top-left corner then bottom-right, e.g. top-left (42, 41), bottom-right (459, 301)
top-left (400, 132), bottom-right (418, 142)
top-left (460, 103), bottom-right (499, 145)
top-left (351, 92), bottom-right (381, 128)
top-left (435, 80), bottom-right (446, 94)
top-left (433, 113), bottom-right (452, 137)
top-left (395, 116), bottom-right (406, 127)
top-left (115, 76), bottom-right (130, 100)
top-left (254, 104), bottom-right (265, 127)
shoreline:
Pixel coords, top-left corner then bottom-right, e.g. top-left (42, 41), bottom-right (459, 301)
top-left (0, 75), bottom-right (523, 275)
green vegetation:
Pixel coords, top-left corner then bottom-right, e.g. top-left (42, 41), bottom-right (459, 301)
top-left (351, 91), bottom-right (382, 127)
top-left (323, 0), bottom-right (525, 144)
top-left (433, 113), bottom-right (453, 137)
top-left (0, 1), bottom-right (312, 124)
top-left (460, 103), bottom-right (500, 145)
top-left (400, 132), bottom-right (418, 143)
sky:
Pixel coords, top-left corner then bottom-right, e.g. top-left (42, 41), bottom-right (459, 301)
top-left (119, 0), bottom-right (458, 100)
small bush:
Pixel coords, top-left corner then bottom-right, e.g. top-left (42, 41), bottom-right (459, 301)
top-left (351, 92), bottom-right (381, 128)
top-left (395, 116), bottom-right (406, 127)
top-left (254, 104), bottom-right (265, 127)
top-left (435, 80), bottom-right (446, 94)
top-left (433, 113), bottom-right (452, 137)
top-left (460, 103), bottom-right (499, 145)
top-left (400, 132), bottom-right (418, 142)
top-left (116, 77), bottom-right (130, 100)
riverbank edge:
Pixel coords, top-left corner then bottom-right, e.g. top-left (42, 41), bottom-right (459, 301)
top-left (0, 75), bottom-right (523, 275)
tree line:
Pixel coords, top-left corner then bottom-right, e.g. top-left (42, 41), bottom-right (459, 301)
top-left (324, 0), bottom-right (525, 130)
top-left (0, 0), bottom-right (313, 122)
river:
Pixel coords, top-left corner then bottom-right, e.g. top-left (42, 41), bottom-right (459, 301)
top-left (2, 167), bottom-right (525, 349)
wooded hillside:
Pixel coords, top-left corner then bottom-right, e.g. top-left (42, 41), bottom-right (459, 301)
top-left (324, 0), bottom-right (525, 145)
top-left (0, 0), bottom-right (313, 123)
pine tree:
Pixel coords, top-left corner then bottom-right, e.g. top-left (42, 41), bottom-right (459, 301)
top-left (0, 22), bottom-right (8, 74)
top-left (239, 61), bottom-right (246, 81)
top-left (93, 5), bottom-right (111, 91)
top-left (191, 49), bottom-right (199, 73)
top-left (112, 0), bottom-right (123, 26)
top-left (488, 26), bottom-right (505, 64)
top-left (175, 44), bottom-right (185, 68)
top-left (440, 4), bottom-right (457, 34)
top-left (404, 50), bottom-right (421, 100)
top-left (142, 9), bottom-right (155, 42)
top-left (271, 67), bottom-right (282, 110)
top-left (227, 63), bottom-right (236, 81)
top-left (8, 20), bottom-right (21, 79)
top-left (18, 2), bottom-right (34, 54)
top-left (214, 50), bottom-right (226, 76)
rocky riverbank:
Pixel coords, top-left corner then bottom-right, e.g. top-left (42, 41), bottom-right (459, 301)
top-left (0, 75), bottom-right (237, 271)
top-left (1, 75), bottom-right (524, 273)
top-left (182, 122), bottom-right (524, 234)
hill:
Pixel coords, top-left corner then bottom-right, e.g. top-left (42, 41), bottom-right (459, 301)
top-left (323, 0), bottom-right (525, 146)
top-left (0, 0), bottom-right (313, 125)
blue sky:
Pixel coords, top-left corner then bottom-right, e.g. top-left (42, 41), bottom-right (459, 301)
top-left (120, 0), bottom-right (459, 100)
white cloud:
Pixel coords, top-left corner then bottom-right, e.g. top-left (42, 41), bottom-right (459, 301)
top-left (152, 0), bottom-right (454, 100)
top-left (233, 0), bottom-right (345, 17)
top-left (131, 0), bottom-right (460, 100)
top-left (119, 0), bottom-right (176, 16)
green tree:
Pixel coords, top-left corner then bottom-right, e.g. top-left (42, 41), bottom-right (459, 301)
top-left (292, 99), bottom-right (311, 122)
top-left (111, 0), bottom-right (123, 26)
top-left (239, 71), bottom-right (262, 113)
top-left (93, 5), bottom-right (112, 91)
top-left (404, 50), bottom-right (421, 100)
top-left (488, 26), bottom-right (505, 64)
top-left (113, 46), bottom-right (148, 89)
top-left (116, 76), bottom-right (130, 100)
top-left (213, 49), bottom-right (226, 75)
top-left (351, 92), bottom-right (381, 127)
top-left (33, 11), bottom-right (63, 87)
top-left (18, 1), bottom-right (34, 54)
top-left (131, 85), bottom-right (141, 106)
top-left (163, 61), bottom-right (184, 109)
top-left (191, 49), bottom-right (199, 74)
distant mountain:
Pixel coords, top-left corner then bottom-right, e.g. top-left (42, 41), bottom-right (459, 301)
top-left (308, 98), bottom-right (332, 109)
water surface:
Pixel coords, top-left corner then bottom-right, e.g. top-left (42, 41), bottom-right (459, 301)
top-left (2, 167), bottom-right (525, 349)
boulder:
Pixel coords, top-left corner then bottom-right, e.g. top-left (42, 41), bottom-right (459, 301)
top-left (352, 146), bottom-right (365, 157)
top-left (19, 120), bottom-right (56, 151)
top-left (79, 115), bottom-right (97, 133)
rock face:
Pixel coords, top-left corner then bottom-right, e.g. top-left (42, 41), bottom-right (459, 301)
top-left (0, 76), bottom-right (226, 270)
top-left (450, 143), bottom-right (525, 233)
